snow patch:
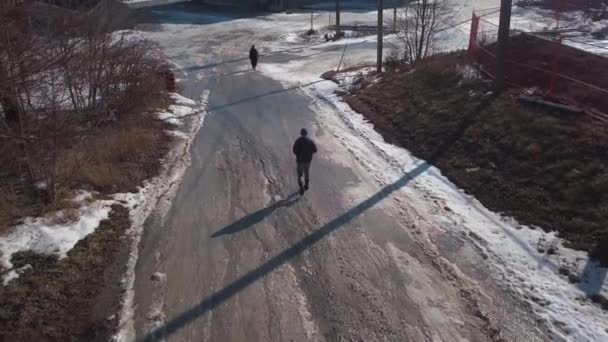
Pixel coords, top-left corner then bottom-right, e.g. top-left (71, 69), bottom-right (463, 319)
top-left (2, 264), bottom-right (32, 286)
top-left (457, 64), bottom-right (481, 81)
top-left (0, 192), bottom-right (113, 285)
top-left (158, 100), bottom-right (197, 126)
top-left (151, 272), bottom-right (166, 282)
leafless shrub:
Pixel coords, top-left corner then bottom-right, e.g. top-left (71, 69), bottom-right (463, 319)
top-left (396, 0), bottom-right (449, 64)
top-left (0, 1), bottom-right (166, 205)
top-left (384, 47), bottom-right (403, 71)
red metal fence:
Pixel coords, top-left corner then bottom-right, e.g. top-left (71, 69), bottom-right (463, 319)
top-left (468, 12), bottom-right (608, 123)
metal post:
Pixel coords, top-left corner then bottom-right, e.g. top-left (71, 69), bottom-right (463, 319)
top-left (495, 0), bottom-right (513, 92)
top-left (311, 9), bottom-right (314, 31)
top-left (468, 13), bottom-right (480, 60)
top-left (547, 37), bottom-right (562, 96)
top-left (336, 0), bottom-right (341, 38)
top-left (377, 0), bottom-right (383, 72)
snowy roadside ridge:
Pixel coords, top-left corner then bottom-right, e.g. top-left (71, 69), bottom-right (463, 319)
top-left (306, 75), bottom-right (608, 341)
top-left (112, 90), bottom-right (209, 342)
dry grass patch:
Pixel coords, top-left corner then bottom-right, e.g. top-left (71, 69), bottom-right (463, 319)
top-left (67, 117), bottom-right (170, 193)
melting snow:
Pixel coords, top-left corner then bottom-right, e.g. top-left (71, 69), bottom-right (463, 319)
top-left (0, 192), bottom-right (113, 284)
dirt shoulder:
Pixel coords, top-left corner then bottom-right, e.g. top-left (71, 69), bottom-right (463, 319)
top-left (343, 52), bottom-right (608, 264)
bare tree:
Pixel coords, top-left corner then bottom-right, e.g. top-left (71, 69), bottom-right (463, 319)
top-left (0, 0), bottom-right (164, 203)
top-left (396, 0), bottom-right (448, 63)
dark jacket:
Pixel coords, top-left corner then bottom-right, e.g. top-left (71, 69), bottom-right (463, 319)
top-left (249, 47), bottom-right (259, 61)
top-left (292, 136), bottom-right (317, 163)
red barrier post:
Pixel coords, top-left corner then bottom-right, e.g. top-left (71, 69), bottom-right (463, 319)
top-left (547, 37), bottom-right (562, 96)
top-left (165, 70), bottom-right (176, 93)
top-left (468, 12), bottom-right (480, 60)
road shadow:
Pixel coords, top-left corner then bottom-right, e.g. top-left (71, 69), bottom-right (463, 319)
top-left (211, 192), bottom-right (301, 237)
top-left (178, 79), bottom-right (327, 117)
top-left (203, 69), bottom-right (250, 79)
top-left (140, 161), bottom-right (432, 342)
top-left (577, 243), bottom-right (608, 298)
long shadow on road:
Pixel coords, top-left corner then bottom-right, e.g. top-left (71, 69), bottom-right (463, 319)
top-left (139, 78), bottom-right (497, 342)
top-left (141, 161), bottom-right (432, 342)
top-left (211, 192), bottom-right (301, 237)
top-left (577, 244), bottom-right (608, 299)
top-left (179, 80), bottom-right (327, 117)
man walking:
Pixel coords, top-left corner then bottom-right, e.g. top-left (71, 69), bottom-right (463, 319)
top-left (249, 45), bottom-right (259, 70)
top-left (292, 128), bottom-right (317, 195)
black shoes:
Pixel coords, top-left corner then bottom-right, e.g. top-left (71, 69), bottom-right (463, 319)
top-left (298, 182), bottom-right (310, 196)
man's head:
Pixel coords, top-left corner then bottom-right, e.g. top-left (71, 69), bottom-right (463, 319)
top-left (251, 45), bottom-right (255, 49)
top-left (300, 128), bottom-right (308, 137)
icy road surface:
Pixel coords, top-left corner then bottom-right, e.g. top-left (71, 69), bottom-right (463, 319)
top-left (123, 3), bottom-right (607, 342)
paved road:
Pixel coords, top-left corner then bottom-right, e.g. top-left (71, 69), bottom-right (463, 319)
top-left (133, 5), bottom-right (547, 342)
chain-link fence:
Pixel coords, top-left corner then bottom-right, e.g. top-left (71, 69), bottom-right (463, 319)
top-left (468, 12), bottom-right (608, 123)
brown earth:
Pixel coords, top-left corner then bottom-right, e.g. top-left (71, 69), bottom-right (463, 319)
top-left (343, 51), bottom-right (608, 264)
top-left (0, 205), bottom-right (130, 341)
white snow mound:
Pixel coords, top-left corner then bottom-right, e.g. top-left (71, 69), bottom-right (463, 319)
top-left (0, 192), bottom-right (113, 284)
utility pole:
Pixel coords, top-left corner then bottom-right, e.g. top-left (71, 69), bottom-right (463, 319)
top-left (377, 0), bottom-right (383, 72)
top-left (495, 0), bottom-right (512, 92)
top-left (393, 6), bottom-right (397, 32)
top-left (336, 0), bottom-right (341, 38)
top-left (310, 9), bottom-right (314, 32)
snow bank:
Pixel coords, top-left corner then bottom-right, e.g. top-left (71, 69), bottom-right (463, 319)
top-left (158, 94), bottom-right (198, 126)
top-left (113, 90), bottom-right (209, 342)
top-left (308, 72), bottom-right (608, 341)
top-left (0, 192), bottom-right (113, 285)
